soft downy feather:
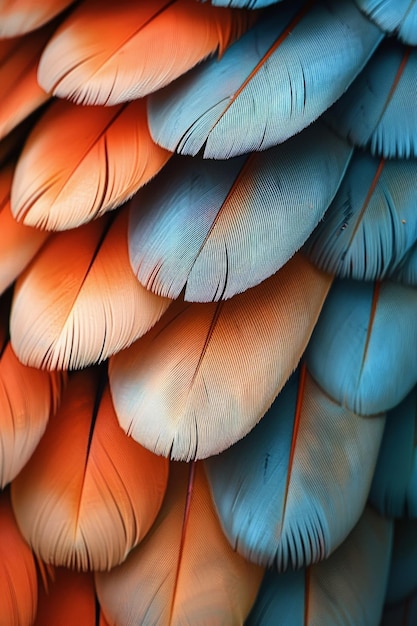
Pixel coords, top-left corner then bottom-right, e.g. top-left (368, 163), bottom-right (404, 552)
top-left (37, 0), bottom-right (253, 106)
top-left (11, 368), bottom-right (169, 571)
top-left (148, 0), bottom-right (383, 158)
top-left (305, 151), bottom-right (417, 281)
top-left (306, 279), bottom-right (417, 415)
top-left (354, 0), bottom-right (417, 45)
top-left (11, 98), bottom-right (171, 231)
top-left (129, 122), bottom-right (351, 302)
top-left (0, 491), bottom-right (38, 626)
top-left (96, 462), bottom-right (264, 626)
top-left (10, 209), bottom-right (172, 370)
top-left (205, 366), bottom-right (385, 570)
top-left (246, 507), bottom-right (393, 626)
top-left (109, 254), bottom-right (332, 461)
top-left (0, 0), bottom-right (74, 37)
top-left (0, 164), bottom-right (49, 295)
top-left (326, 40), bottom-right (417, 158)
top-left (369, 386), bottom-right (417, 518)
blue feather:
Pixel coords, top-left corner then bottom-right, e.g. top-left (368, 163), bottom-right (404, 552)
top-left (200, 0), bottom-right (282, 7)
top-left (369, 386), bottom-right (417, 517)
top-left (205, 367), bottom-right (385, 570)
top-left (148, 0), bottom-right (382, 158)
top-left (390, 242), bottom-right (417, 285)
top-left (354, 0), bottom-right (417, 44)
top-left (305, 151), bottom-right (417, 281)
top-left (128, 122), bottom-right (351, 302)
top-left (246, 508), bottom-right (393, 626)
top-left (384, 519), bottom-right (417, 605)
top-left (326, 40), bottom-right (417, 158)
top-left (306, 279), bottom-right (417, 415)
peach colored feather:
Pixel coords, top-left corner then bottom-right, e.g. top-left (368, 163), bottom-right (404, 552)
top-left (0, 492), bottom-right (37, 626)
top-left (0, 0), bottom-right (75, 37)
top-left (0, 27), bottom-right (52, 140)
top-left (96, 462), bottom-right (263, 626)
top-left (10, 209), bottom-right (172, 370)
top-left (11, 98), bottom-right (171, 231)
top-left (37, 0), bottom-right (253, 105)
top-left (109, 254), bottom-right (332, 460)
top-left (0, 165), bottom-right (48, 295)
top-left (11, 369), bottom-right (169, 571)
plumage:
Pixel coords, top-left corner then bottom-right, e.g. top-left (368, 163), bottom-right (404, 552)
top-left (37, 0), bottom-right (252, 106)
top-left (0, 491), bottom-right (38, 626)
top-left (11, 98), bottom-right (171, 231)
top-left (354, 0), bottom-right (417, 45)
top-left (305, 150), bottom-right (417, 281)
top-left (380, 591), bottom-right (417, 626)
top-left (246, 507), bottom-right (393, 626)
top-left (96, 462), bottom-right (264, 625)
top-left (109, 254), bottom-right (331, 460)
top-left (148, 0), bottom-right (383, 158)
top-left (384, 519), bottom-right (417, 605)
top-left (11, 369), bottom-right (169, 570)
top-left (369, 386), bottom-right (417, 517)
top-left (0, 0), bottom-right (74, 37)
top-left (206, 366), bottom-right (385, 569)
top-left (306, 279), bottom-right (417, 415)
top-left (326, 40), bottom-right (417, 158)
top-left (10, 209), bottom-right (172, 369)
top-left (129, 122), bottom-right (351, 302)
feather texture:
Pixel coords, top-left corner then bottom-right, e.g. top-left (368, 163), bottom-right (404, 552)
top-left (326, 41), bottom-right (417, 158)
top-left (11, 99), bottom-right (171, 231)
top-left (148, 0), bottom-right (382, 158)
top-left (96, 462), bottom-right (264, 625)
top-left (206, 367), bottom-right (385, 569)
top-left (0, 165), bottom-right (48, 295)
top-left (305, 151), bottom-right (417, 281)
top-left (11, 369), bottom-right (169, 571)
top-left (129, 122), bottom-right (351, 301)
top-left (109, 254), bottom-right (332, 460)
top-left (306, 279), bottom-right (417, 415)
top-left (10, 210), bottom-right (171, 370)
top-left (0, 491), bottom-right (37, 626)
top-left (369, 386), bottom-right (417, 518)
top-left (354, 0), bottom-right (417, 44)
top-left (0, 0), bottom-right (74, 37)
top-left (246, 507), bottom-right (393, 626)
top-left (37, 0), bottom-right (252, 106)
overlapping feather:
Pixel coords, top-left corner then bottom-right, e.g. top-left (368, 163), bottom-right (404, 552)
top-left (354, 0), bottom-right (417, 44)
top-left (0, 0), bottom-right (74, 37)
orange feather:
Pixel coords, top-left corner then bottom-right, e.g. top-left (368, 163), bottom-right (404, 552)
top-left (10, 209), bottom-right (172, 369)
top-left (0, 0), bottom-right (75, 37)
top-left (11, 98), bottom-right (171, 230)
top-left (96, 462), bottom-right (264, 625)
top-left (109, 253), bottom-right (332, 460)
top-left (11, 369), bottom-right (169, 571)
top-left (0, 491), bottom-right (37, 626)
top-left (0, 165), bottom-right (48, 295)
top-left (37, 0), bottom-right (252, 105)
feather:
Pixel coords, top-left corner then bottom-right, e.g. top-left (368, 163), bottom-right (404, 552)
top-left (11, 98), bottom-right (171, 231)
top-left (354, 0), bottom-right (417, 45)
top-left (390, 241), bottom-right (417, 285)
top-left (306, 279), bottom-right (417, 415)
top-left (109, 254), bottom-right (332, 461)
top-left (37, 0), bottom-right (252, 106)
top-left (0, 28), bottom-right (51, 141)
top-left (0, 342), bottom-right (65, 487)
top-left (148, 0), bottom-right (383, 158)
top-left (305, 151), bottom-right (417, 281)
top-left (0, 0), bottom-right (74, 37)
top-left (10, 209), bottom-right (172, 370)
top-left (34, 568), bottom-right (103, 626)
top-left (0, 164), bottom-right (49, 295)
top-left (129, 122), bottom-right (351, 302)
top-left (96, 462), bottom-right (264, 625)
top-left (380, 592), bottom-right (417, 626)
top-left (205, 366), bottom-right (385, 570)
top-left (384, 520), bottom-right (417, 605)
top-left (326, 40), bottom-right (417, 158)
top-left (246, 507), bottom-right (393, 626)
top-left (369, 386), bottom-right (417, 518)
top-left (0, 491), bottom-right (37, 626)
top-left (11, 369), bottom-right (169, 571)
top-left (201, 0), bottom-right (281, 6)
